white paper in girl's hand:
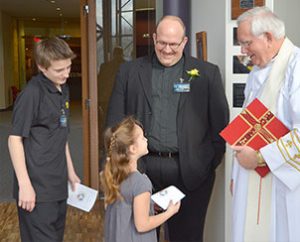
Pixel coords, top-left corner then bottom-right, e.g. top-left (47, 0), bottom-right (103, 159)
top-left (151, 185), bottom-right (185, 210)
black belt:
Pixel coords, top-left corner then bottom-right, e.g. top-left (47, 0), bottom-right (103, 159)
top-left (148, 151), bottom-right (179, 158)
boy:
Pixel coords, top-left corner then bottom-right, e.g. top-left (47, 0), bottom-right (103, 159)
top-left (8, 37), bottom-right (80, 242)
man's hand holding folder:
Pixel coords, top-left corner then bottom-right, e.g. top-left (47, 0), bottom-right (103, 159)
top-left (219, 98), bottom-right (289, 176)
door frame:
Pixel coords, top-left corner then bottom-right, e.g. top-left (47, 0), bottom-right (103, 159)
top-left (80, 0), bottom-right (99, 189)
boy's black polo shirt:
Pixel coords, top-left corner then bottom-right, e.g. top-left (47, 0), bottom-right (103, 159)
top-left (10, 73), bottom-right (70, 202)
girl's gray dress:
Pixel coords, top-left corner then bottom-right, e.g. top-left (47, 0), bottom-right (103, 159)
top-left (104, 171), bottom-right (157, 242)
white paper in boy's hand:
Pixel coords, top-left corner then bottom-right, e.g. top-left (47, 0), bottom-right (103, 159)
top-left (151, 185), bottom-right (185, 210)
top-left (67, 183), bottom-right (98, 212)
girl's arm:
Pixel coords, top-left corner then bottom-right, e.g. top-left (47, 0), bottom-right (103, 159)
top-left (133, 191), bottom-right (180, 233)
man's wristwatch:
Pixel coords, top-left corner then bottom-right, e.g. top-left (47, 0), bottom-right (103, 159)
top-left (256, 151), bottom-right (266, 167)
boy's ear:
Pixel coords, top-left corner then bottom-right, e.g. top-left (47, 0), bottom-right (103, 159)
top-left (37, 64), bottom-right (46, 73)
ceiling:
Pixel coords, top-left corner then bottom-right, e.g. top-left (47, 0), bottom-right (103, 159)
top-left (0, 0), bottom-right (156, 20)
top-left (0, 0), bottom-right (80, 19)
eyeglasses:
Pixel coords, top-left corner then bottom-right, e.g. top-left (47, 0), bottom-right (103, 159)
top-left (238, 40), bottom-right (253, 48)
top-left (155, 39), bottom-right (184, 51)
top-left (239, 32), bottom-right (267, 48)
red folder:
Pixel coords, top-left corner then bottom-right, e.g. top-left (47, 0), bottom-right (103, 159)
top-left (220, 98), bottom-right (289, 177)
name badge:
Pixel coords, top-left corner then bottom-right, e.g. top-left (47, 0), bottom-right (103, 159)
top-left (60, 109), bottom-right (67, 128)
top-left (173, 83), bottom-right (190, 93)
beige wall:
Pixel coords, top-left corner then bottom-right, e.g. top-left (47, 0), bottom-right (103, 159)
top-left (0, 11), bottom-right (5, 109)
top-left (0, 11), bottom-right (15, 109)
top-left (191, 1), bottom-right (226, 241)
top-left (274, 0), bottom-right (300, 46)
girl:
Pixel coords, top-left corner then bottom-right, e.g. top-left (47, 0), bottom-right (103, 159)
top-left (101, 116), bottom-right (180, 242)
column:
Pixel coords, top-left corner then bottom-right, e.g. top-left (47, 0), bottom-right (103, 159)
top-left (163, 0), bottom-right (191, 54)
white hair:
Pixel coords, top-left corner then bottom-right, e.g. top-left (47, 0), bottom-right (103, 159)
top-left (237, 6), bottom-right (285, 40)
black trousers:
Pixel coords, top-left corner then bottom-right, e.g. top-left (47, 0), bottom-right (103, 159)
top-left (17, 200), bottom-right (67, 242)
top-left (142, 154), bottom-right (215, 242)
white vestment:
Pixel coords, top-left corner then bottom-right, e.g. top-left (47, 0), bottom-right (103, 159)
top-left (231, 45), bottom-right (300, 242)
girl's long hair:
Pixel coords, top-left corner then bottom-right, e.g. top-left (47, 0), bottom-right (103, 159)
top-left (100, 116), bottom-right (140, 205)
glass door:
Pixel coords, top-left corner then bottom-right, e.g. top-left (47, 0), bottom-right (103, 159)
top-left (96, 0), bottom-right (156, 156)
top-left (89, 0), bottom-right (156, 186)
top-left (96, 0), bottom-right (135, 157)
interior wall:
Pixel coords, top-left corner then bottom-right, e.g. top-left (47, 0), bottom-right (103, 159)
top-left (0, 11), bottom-right (15, 109)
top-left (0, 11), bottom-right (5, 109)
top-left (18, 21), bottom-right (26, 90)
top-left (191, 1), bottom-right (226, 242)
top-left (12, 20), bottom-right (19, 93)
top-left (155, 0), bottom-right (163, 22)
top-left (190, 0), bottom-right (226, 80)
top-left (274, 0), bottom-right (300, 46)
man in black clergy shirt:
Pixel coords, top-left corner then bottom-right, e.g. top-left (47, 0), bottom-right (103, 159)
top-left (105, 15), bottom-right (229, 242)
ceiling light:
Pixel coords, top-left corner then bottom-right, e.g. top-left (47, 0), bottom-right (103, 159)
top-left (59, 35), bottom-right (71, 40)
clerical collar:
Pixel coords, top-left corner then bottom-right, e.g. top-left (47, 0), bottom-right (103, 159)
top-left (152, 54), bottom-right (185, 69)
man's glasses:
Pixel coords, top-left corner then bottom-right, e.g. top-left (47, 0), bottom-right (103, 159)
top-left (238, 40), bottom-right (253, 48)
top-left (155, 39), bottom-right (184, 51)
top-left (239, 33), bottom-right (266, 48)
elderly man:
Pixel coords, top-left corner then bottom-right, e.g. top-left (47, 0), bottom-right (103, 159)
top-left (105, 15), bottom-right (229, 242)
top-left (231, 7), bottom-right (300, 242)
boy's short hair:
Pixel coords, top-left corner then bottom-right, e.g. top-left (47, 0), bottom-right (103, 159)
top-left (34, 37), bottom-right (76, 69)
